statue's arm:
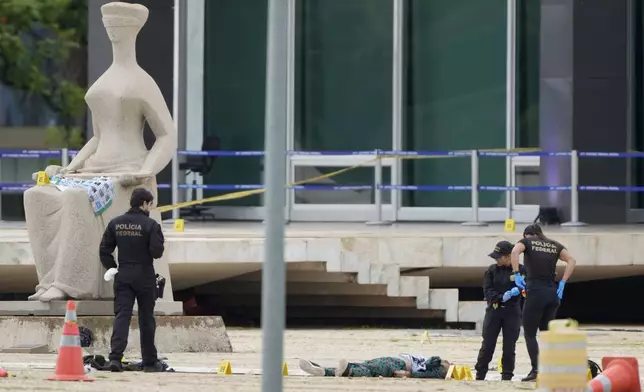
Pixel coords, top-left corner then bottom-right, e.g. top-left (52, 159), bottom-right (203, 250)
top-left (65, 117), bottom-right (100, 172)
top-left (66, 137), bottom-right (99, 172)
top-left (140, 78), bottom-right (178, 176)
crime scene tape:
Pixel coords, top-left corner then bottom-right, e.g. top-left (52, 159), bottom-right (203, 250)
top-left (155, 147), bottom-right (541, 213)
top-left (156, 156), bottom-right (379, 213)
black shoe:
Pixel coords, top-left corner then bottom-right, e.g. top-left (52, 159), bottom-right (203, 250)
top-left (521, 369), bottom-right (537, 382)
top-left (109, 360), bottom-right (124, 372)
top-left (475, 372), bottom-right (486, 381)
top-left (501, 374), bottom-right (513, 381)
top-left (143, 361), bottom-right (165, 373)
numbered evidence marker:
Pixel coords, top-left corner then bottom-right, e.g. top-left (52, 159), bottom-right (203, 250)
top-left (36, 171), bottom-right (50, 186)
top-left (217, 360), bottom-right (232, 375)
top-left (173, 218), bottom-right (185, 232)
top-left (504, 218), bottom-right (515, 232)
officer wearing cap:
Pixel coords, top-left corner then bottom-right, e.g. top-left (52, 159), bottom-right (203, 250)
top-left (474, 240), bottom-right (526, 381)
top-left (510, 224), bottom-right (577, 382)
top-left (99, 188), bottom-right (165, 373)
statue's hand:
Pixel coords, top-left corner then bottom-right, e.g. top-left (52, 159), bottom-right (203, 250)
top-left (59, 165), bottom-right (79, 175)
top-left (32, 165), bottom-right (63, 181)
top-left (116, 174), bottom-right (141, 187)
top-left (116, 172), bottom-right (153, 187)
top-left (132, 171), bottom-right (153, 179)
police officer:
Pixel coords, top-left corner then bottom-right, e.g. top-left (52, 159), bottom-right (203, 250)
top-left (510, 224), bottom-right (577, 382)
top-left (99, 188), bottom-right (165, 373)
top-left (474, 241), bottom-right (526, 381)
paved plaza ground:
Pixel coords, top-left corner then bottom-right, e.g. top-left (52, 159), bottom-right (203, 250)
top-left (0, 326), bottom-right (641, 391)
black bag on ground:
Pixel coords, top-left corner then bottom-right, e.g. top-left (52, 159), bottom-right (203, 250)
top-left (588, 359), bottom-right (602, 378)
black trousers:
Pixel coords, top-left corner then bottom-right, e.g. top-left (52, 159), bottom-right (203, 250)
top-left (109, 268), bottom-right (158, 366)
top-left (475, 303), bottom-right (521, 379)
top-left (522, 287), bottom-right (559, 371)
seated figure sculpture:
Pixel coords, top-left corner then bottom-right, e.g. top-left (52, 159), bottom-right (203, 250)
top-left (24, 2), bottom-right (177, 302)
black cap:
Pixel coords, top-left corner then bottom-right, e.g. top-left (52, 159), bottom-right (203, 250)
top-left (488, 240), bottom-right (513, 259)
top-left (523, 223), bottom-right (544, 237)
top-left (130, 188), bottom-right (154, 208)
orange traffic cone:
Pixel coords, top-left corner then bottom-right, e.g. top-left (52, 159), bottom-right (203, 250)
top-left (587, 357), bottom-right (640, 392)
top-left (48, 302), bottom-right (93, 382)
top-left (64, 300), bottom-right (77, 324)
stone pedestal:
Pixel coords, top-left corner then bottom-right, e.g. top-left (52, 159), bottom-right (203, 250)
top-left (0, 301), bottom-right (232, 354)
top-left (0, 315), bottom-right (232, 353)
top-left (0, 300), bottom-right (183, 316)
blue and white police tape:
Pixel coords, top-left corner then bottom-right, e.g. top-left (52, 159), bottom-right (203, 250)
top-left (3, 148), bottom-right (644, 158)
top-left (0, 149), bottom-right (64, 159)
top-left (7, 183), bottom-right (644, 193)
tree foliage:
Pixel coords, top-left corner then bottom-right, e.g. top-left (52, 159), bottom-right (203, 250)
top-left (0, 0), bottom-right (88, 140)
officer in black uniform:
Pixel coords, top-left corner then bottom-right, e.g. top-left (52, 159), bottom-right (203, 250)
top-left (474, 240), bottom-right (526, 381)
top-left (510, 224), bottom-right (577, 382)
top-left (99, 188), bottom-right (165, 373)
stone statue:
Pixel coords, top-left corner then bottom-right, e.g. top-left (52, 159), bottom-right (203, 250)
top-left (23, 2), bottom-right (177, 302)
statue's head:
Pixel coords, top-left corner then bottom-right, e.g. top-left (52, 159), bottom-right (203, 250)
top-left (101, 2), bottom-right (149, 43)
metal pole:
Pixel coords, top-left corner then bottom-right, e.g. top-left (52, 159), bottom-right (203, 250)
top-left (171, 0), bottom-right (181, 221)
top-left (391, 0), bottom-right (404, 223)
top-left (561, 150), bottom-right (587, 227)
top-left (61, 148), bottom-right (69, 168)
top-left (505, 0), bottom-right (517, 220)
top-left (367, 150), bottom-right (392, 226)
top-left (262, 0), bottom-right (288, 391)
top-left (463, 150), bottom-right (488, 226)
top-left (284, 0), bottom-right (295, 225)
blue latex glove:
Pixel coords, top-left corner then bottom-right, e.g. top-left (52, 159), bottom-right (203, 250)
top-left (514, 273), bottom-right (526, 289)
top-left (557, 280), bottom-right (566, 299)
top-left (502, 290), bottom-right (512, 302)
top-left (510, 287), bottom-right (520, 297)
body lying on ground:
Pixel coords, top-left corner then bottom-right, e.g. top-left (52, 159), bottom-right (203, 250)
top-left (299, 354), bottom-right (450, 378)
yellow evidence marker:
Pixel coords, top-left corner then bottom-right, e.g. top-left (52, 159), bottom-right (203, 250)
top-left (504, 218), bottom-right (515, 232)
top-left (282, 362), bottom-right (288, 376)
top-left (173, 218), bottom-right (185, 232)
top-left (36, 171), bottom-right (50, 186)
top-left (420, 331), bottom-right (432, 344)
top-left (217, 360), bottom-right (232, 375)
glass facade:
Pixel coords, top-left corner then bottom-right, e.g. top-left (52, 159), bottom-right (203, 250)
top-left (199, 0), bottom-right (546, 215)
top-left (632, 1), bottom-right (644, 210)
top-left (403, 0), bottom-right (507, 208)
top-left (516, 0), bottom-right (540, 149)
top-left (202, 0), bottom-right (268, 207)
top-left (293, 0), bottom-right (392, 204)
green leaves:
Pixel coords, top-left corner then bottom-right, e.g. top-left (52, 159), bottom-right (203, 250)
top-left (0, 0), bottom-right (87, 130)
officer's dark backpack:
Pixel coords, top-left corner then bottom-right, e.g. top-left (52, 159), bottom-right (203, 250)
top-left (588, 359), bottom-right (602, 378)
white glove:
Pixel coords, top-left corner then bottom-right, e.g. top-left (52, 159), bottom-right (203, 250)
top-left (104, 268), bottom-right (118, 282)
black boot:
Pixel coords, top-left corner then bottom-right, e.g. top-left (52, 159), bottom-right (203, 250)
top-left (143, 361), bottom-right (165, 373)
top-left (109, 360), bottom-right (123, 372)
top-left (521, 369), bottom-right (537, 382)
